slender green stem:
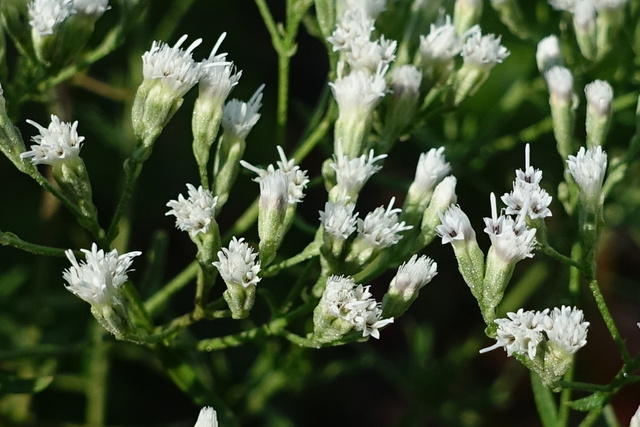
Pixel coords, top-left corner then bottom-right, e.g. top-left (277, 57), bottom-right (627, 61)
top-left (0, 232), bottom-right (68, 257)
top-left (144, 261), bottom-right (199, 316)
top-left (558, 363), bottom-right (574, 427)
top-left (263, 239), bottom-right (320, 277)
top-left (541, 243), bottom-right (585, 272)
top-left (85, 325), bottom-right (109, 427)
top-left (588, 279), bottom-right (631, 364)
top-left (0, 343), bottom-right (84, 360)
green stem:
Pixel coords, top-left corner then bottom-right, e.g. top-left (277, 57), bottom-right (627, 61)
top-left (0, 232), bottom-right (69, 257)
top-left (144, 261), bottom-right (199, 317)
top-left (541, 243), bottom-right (585, 273)
top-left (558, 363), bottom-right (574, 427)
top-left (85, 324), bottom-right (109, 427)
top-left (588, 279), bottom-right (631, 364)
top-left (263, 239), bottom-right (320, 277)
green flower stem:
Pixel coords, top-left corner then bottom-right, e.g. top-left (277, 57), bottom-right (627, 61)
top-left (541, 242), bottom-right (584, 273)
top-left (263, 239), bottom-right (320, 277)
top-left (85, 324), bottom-right (109, 427)
top-left (558, 362), bottom-right (575, 427)
top-left (0, 231), bottom-right (69, 257)
top-left (145, 261), bottom-right (199, 317)
top-left (588, 279), bottom-right (631, 364)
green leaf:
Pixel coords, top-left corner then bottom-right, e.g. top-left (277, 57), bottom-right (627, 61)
top-left (567, 392), bottom-right (607, 412)
top-left (531, 372), bottom-right (558, 427)
top-left (0, 372), bottom-right (53, 394)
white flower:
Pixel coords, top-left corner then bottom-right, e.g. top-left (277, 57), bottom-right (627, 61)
top-left (341, 0), bottom-right (387, 18)
top-left (213, 237), bottom-right (261, 288)
top-left (461, 30), bottom-right (510, 68)
top-left (221, 84), bottom-right (264, 140)
top-left (330, 141), bottom-right (387, 201)
top-left (419, 15), bottom-right (462, 62)
top-left (630, 404), bottom-right (640, 427)
top-left (194, 406), bottom-right (218, 427)
top-left (21, 115), bottom-right (85, 165)
top-left (166, 184), bottom-right (218, 236)
top-left (436, 204), bottom-right (476, 244)
top-left (320, 275), bottom-right (393, 339)
top-left (585, 80), bottom-right (613, 117)
top-left (502, 144), bottom-right (552, 219)
top-left (594, 0), bottom-right (628, 10)
top-left (63, 243), bottom-right (141, 308)
top-left (390, 254), bottom-right (438, 296)
top-left (358, 197), bottom-right (412, 248)
top-left (545, 66), bottom-right (574, 103)
top-left (327, 8), bottom-right (374, 52)
top-left (410, 147), bottom-right (451, 196)
top-left (258, 169), bottom-right (289, 212)
top-left (330, 64), bottom-right (388, 118)
top-left (240, 146), bottom-right (309, 205)
top-left (544, 306), bottom-right (589, 356)
top-left (346, 35), bottom-right (397, 72)
top-left (566, 146), bottom-right (607, 199)
top-left (573, 0), bottom-right (596, 29)
top-left (29, 0), bottom-right (75, 36)
top-left (319, 201), bottom-right (358, 239)
top-left (548, 0), bottom-right (576, 11)
top-left (389, 65), bottom-right (422, 98)
top-left (480, 308), bottom-right (549, 359)
top-left (73, 0), bottom-right (109, 15)
top-left (484, 193), bottom-right (537, 263)
top-left (141, 34), bottom-right (202, 96)
top-left (536, 35), bottom-right (563, 73)
top-left (198, 33), bottom-right (242, 105)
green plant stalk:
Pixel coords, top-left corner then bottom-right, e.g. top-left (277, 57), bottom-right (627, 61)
top-left (263, 238), bottom-right (321, 277)
top-left (588, 279), bottom-right (631, 364)
top-left (0, 231), bottom-right (69, 257)
top-left (85, 324), bottom-right (109, 427)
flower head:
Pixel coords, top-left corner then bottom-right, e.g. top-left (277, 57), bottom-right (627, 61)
top-left (585, 80), bottom-right (613, 117)
top-left (327, 8), bottom-right (374, 52)
top-left (543, 305), bottom-right (589, 356)
top-left (330, 141), bottom-right (387, 201)
top-left (222, 84), bottom-right (264, 140)
top-left (502, 144), bottom-right (552, 219)
top-left (536, 35), bottom-right (563, 74)
top-left (436, 204), bottom-right (476, 244)
top-left (319, 201), bottom-right (359, 239)
top-left (358, 198), bottom-right (412, 248)
top-left (194, 406), bottom-right (218, 427)
top-left (141, 34), bottom-right (203, 96)
top-left (330, 64), bottom-right (388, 118)
top-left (419, 15), bottom-right (463, 62)
top-left (63, 243), bottom-right (141, 308)
top-left (410, 147), bottom-right (451, 196)
top-left (21, 115), bottom-right (85, 165)
top-left (484, 193), bottom-right (537, 263)
top-left (166, 184), bottom-right (218, 236)
top-left (566, 146), bottom-right (607, 199)
top-left (73, 0), bottom-right (109, 15)
top-left (29, 0), bottom-right (75, 36)
top-left (480, 308), bottom-right (549, 359)
top-left (213, 237), bottom-right (261, 288)
top-left (390, 254), bottom-right (438, 296)
top-left (198, 33), bottom-right (242, 104)
top-left (461, 31), bottom-right (510, 68)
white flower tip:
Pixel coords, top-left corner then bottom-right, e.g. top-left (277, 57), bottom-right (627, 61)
top-left (194, 406), bottom-right (218, 427)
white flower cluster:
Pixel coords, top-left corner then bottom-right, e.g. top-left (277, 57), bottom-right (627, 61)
top-left (213, 237), bottom-right (261, 288)
top-left (461, 29), bottom-right (510, 68)
top-left (419, 15), bottom-right (466, 63)
top-left (63, 243), bottom-right (141, 308)
top-left (328, 4), bottom-right (396, 73)
top-left (199, 33), bottom-right (242, 106)
top-left (436, 204), bottom-right (476, 245)
top-left (241, 146), bottom-right (309, 205)
top-left (166, 184), bottom-right (218, 236)
top-left (319, 201), bottom-right (358, 240)
top-left (484, 193), bottom-right (537, 263)
top-left (481, 306), bottom-right (589, 360)
top-left (502, 144), bottom-right (553, 220)
top-left (330, 64), bottom-right (388, 120)
top-left (357, 197), bottom-right (412, 248)
top-left (321, 275), bottom-right (394, 339)
top-left (330, 141), bottom-right (387, 202)
top-left (21, 115), bottom-right (85, 165)
top-left (29, 0), bottom-right (109, 36)
top-left (221, 84), bottom-right (264, 140)
top-left (194, 406), bottom-right (218, 427)
top-left (566, 146), bottom-right (608, 200)
top-left (390, 255), bottom-right (438, 296)
top-left (410, 147), bottom-right (451, 196)
top-left (548, 0), bottom-right (628, 13)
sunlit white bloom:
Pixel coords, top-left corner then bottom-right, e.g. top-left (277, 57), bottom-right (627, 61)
top-left (29, 0), bottom-right (75, 36)
top-left (480, 308), bottom-right (549, 359)
top-left (573, 0), bottom-right (596, 29)
top-left (358, 198), bottom-right (412, 247)
top-left (543, 306), bottom-right (589, 356)
top-left (410, 147), bottom-right (451, 196)
top-left (327, 8), bottom-right (374, 52)
top-left (545, 66), bottom-right (574, 102)
top-left (319, 201), bottom-right (358, 239)
top-left (222, 84), bottom-right (264, 140)
top-left (258, 170), bottom-right (289, 212)
top-left (21, 115), bottom-right (85, 165)
top-left (331, 141), bottom-right (387, 201)
top-left (240, 146), bottom-right (309, 205)
top-left (585, 80), bottom-right (613, 117)
top-left (419, 16), bottom-right (463, 61)
top-left (330, 64), bottom-right (388, 117)
top-left (194, 406), bottom-right (218, 427)
top-left (461, 30), bottom-right (510, 68)
top-left (389, 254), bottom-right (438, 296)
top-left (436, 204), bottom-right (476, 244)
top-left (166, 184), bottom-right (218, 236)
top-left (566, 146), bottom-right (607, 199)
top-left (346, 36), bottom-right (397, 72)
top-left (342, 0), bottom-right (387, 18)
top-left (73, 0), bottom-right (109, 15)
top-left (629, 403), bottom-right (640, 427)
top-left (484, 193), bottom-right (536, 262)
top-left (536, 35), bottom-right (563, 73)
top-left (390, 65), bottom-right (422, 97)
top-left (141, 34), bottom-right (203, 96)
top-left (199, 33), bottom-right (242, 105)
top-left (213, 237), bottom-right (261, 288)
top-left (63, 243), bottom-right (141, 308)
top-left (502, 144), bottom-right (552, 219)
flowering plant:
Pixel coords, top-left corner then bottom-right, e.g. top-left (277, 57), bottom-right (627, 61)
top-left (0, 0), bottom-right (639, 425)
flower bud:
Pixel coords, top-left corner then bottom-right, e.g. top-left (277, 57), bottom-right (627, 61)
top-left (545, 66), bottom-right (576, 160)
top-left (453, 0), bottom-right (483, 35)
top-left (257, 170), bottom-right (289, 265)
top-left (536, 35), bottom-right (563, 75)
top-left (382, 254), bottom-right (437, 318)
top-left (585, 80), bottom-right (613, 148)
top-left (573, 0), bottom-right (597, 60)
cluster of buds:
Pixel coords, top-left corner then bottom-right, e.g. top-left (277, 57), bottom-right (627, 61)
top-left (480, 306), bottom-right (589, 388)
